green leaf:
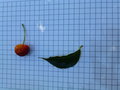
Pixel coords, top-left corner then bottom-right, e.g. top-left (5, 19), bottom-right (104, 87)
top-left (39, 45), bottom-right (83, 69)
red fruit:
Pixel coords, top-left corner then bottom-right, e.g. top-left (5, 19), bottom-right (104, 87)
top-left (15, 24), bottom-right (30, 56)
top-left (15, 44), bottom-right (30, 56)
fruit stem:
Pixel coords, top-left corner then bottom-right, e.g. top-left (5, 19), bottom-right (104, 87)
top-left (22, 24), bottom-right (26, 44)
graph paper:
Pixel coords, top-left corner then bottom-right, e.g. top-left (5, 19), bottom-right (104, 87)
top-left (0, 0), bottom-right (119, 90)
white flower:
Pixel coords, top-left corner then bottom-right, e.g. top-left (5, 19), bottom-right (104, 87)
top-left (38, 24), bottom-right (46, 32)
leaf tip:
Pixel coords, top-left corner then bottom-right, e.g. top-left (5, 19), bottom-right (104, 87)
top-left (80, 45), bottom-right (83, 49)
top-left (38, 57), bottom-right (43, 59)
top-left (38, 57), bottom-right (46, 60)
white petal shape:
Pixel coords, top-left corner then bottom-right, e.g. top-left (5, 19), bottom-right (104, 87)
top-left (38, 24), bottom-right (46, 32)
